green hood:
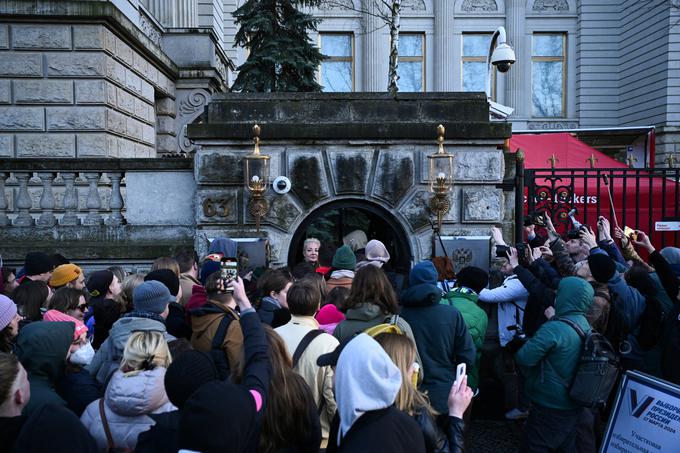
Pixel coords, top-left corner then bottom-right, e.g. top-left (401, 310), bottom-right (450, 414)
top-left (16, 321), bottom-right (74, 384)
top-left (554, 277), bottom-right (594, 317)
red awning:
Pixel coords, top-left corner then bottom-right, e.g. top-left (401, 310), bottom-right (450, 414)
top-left (509, 133), bottom-right (628, 169)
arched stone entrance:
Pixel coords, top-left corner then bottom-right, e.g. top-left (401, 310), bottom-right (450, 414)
top-left (288, 199), bottom-right (413, 276)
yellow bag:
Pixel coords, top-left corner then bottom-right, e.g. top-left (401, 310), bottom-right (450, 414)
top-left (364, 316), bottom-right (419, 386)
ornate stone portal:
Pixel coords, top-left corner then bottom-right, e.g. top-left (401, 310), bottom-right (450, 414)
top-left (188, 93), bottom-right (514, 267)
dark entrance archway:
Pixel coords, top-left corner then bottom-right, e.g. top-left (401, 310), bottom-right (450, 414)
top-left (288, 200), bottom-right (413, 277)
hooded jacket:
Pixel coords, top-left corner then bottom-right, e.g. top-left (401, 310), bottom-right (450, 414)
top-left (332, 333), bottom-right (425, 453)
top-left (400, 262), bottom-right (476, 414)
top-left (88, 315), bottom-right (174, 385)
top-left (190, 301), bottom-right (243, 373)
top-left (16, 321), bottom-right (74, 416)
top-left (516, 277), bottom-right (594, 410)
top-left (80, 367), bottom-right (176, 451)
top-left (478, 274), bottom-right (529, 347)
top-left (441, 287), bottom-right (488, 390)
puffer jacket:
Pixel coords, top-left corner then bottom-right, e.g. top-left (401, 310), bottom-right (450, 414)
top-left (516, 277), bottom-right (594, 410)
top-left (80, 367), bottom-right (176, 452)
top-left (88, 314), bottom-right (175, 385)
top-left (441, 287), bottom-right (488, 390)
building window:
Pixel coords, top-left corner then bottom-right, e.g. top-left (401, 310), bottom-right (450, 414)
top-left (532, 33), bottom-right (566, 117)
top-left (398, 33), bottom-right (425, 92)
top-left (320, 33), bottom-right (354, 92)
top-left (462, 33), bottom-right (496, 99)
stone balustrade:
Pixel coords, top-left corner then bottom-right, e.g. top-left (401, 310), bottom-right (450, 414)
top-left (0, 158), bottom-right (192, 228)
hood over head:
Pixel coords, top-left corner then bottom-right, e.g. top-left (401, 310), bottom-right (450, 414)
top-left (208, 237), bottom-right (238, 258)
top-left (16, 321), bottom-right (74, 383)
top-left (660, 247), bottom-right (680, 277)
top-left (109, 316), bottom-right (167, 354)
top-left (554, 277), bottom-right (594, 317)
top-left (180, 381), bottom-right (258, 453)
top-left (335, 333), bottom-right (401, 443)
top-left (409, 261), bottom-right (438, 286)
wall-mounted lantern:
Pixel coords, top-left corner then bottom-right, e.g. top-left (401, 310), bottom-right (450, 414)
top-left (244, 124), bottom-right (270, 232)
top-left (428, 124), bottom-right (454, 231)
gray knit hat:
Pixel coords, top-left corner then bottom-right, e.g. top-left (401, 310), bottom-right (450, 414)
top-left (133, 280), bottom-right (174, 315)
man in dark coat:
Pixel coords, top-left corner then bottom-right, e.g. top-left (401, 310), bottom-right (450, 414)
top-left (400, 261), bottom-right (476, 419)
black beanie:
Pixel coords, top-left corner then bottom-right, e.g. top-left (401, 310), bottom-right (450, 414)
top-left (455, 266), bottom-right (490, 294)
top-left (587, 254), bottom-right (616, 283)
top-left (145, 269), bottom-right (180, 297)
top-left (24, 252), bottom-right (54, 276)
top-left (164, 351), bottom-right (219, 409)
top-left (87, 270), bottom-right (114, 299)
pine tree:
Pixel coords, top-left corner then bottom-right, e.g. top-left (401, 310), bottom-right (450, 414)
top-left (232, 0), bottom-right (324, 92)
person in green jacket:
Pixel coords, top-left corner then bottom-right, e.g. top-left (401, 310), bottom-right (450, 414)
top-left (516, 276), bottom-right (594, 452)
top-left (15, 321), bottom-right (74, 416)
top-left (441, 266), bottom-right (489, 391)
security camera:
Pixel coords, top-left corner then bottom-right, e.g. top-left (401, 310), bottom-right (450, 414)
top-left (491, 42), bottom-right (516, 73)
top-left (272, 176), bottom-right (291, 195)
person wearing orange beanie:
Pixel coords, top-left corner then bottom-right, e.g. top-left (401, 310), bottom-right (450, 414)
top-left (49, 264), bottom-right (85, 290)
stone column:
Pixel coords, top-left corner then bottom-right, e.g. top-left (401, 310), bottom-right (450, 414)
top-left (362, 1), bottom-right (384, 92)
top-left (505, 0), bottom-right (528, 118)
top-left (173, 0), bottom-right (198, 28)
top-left (433, 0), bottom-right (455, 91)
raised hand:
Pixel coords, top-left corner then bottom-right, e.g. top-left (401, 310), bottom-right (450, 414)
top-left (579, 226), bottom-right (598, 250)
top-left (508, 247), bottom-right (520, 268)
top-left (448, 375), bottom-right (473, 419)
top-left (632, 230), bottom-right (655, 253)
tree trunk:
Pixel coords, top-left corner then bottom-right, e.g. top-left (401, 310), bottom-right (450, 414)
top-left (387, 0), bottom-right (401, 97)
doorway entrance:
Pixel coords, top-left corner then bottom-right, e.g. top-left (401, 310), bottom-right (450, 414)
top-left (288, 200), bottom-right (413, 277)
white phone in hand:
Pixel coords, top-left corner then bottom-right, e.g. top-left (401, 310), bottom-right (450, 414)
top-left (455, 363), bottom-right (466, 386)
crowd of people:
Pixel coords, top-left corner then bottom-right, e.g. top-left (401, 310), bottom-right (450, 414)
top-left (0, 217), bottom-right (678, 452)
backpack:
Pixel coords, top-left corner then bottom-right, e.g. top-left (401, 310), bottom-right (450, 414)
top-left (364, 314), bottom-right (404, 337)
top-left (211, 314), bottom-right (234, 380)
top-left (554, 317), bottom-right (620, 408)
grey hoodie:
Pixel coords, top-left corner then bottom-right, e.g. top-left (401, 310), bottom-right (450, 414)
top-left (335, 333), bottom-right (402, 443)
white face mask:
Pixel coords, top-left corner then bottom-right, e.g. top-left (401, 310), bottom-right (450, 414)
top-left (70, 342), bottom-right (95, 366)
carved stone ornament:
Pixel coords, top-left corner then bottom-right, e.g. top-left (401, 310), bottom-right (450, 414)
top-left (527, 121), bottom-right (578, 130)
top-left (214, 50), bottom-right (228, 82)
top-left (461, 0), bottom-right (498, 12)
top-left (319, 0), bottom-right (354, 10)
top-left (179, 89), bottom-right (210, 117)
top-left (532, 0), bottom-right (569, 11)
top-left (139, 11), bottom-right (162, 47)
top-left (203, 198), bottom-right (231, 218)
top-left (403, 0), bottom-right (427, 11)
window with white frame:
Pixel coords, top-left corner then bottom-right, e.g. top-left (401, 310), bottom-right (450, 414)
top-left (462, 33), bottom-right (496, 99)
top-left (531, 33), bottom-right (566, 117)
top-left (398, 33), bottom-right (425, 92)
top-left (320, 33), bottom-right (354, 92)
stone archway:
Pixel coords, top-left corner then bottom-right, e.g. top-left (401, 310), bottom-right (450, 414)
top-left (288, 199), bottom-right (413, 276)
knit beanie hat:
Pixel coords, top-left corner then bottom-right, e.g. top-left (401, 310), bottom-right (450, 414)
top-left (200, 260), bottom-right (221, 286)
top-left (332, 245), bottom-right (356, 271)
top-left (409, 261), bottom-right (439, 286)
top-left (49, 264), bottom-right (83, 288)
top-left (24, 252), bottom-right (53, 276)
top-left (43, 309), bottom-right (88, 340)
top-left (587, 254), bottom-right (617, 283)
top-left (0, 295), bottom-right (17, 331)
top-left (133, 280), bottom-right (174, 314)
top-left (165, 350), bottom-right (219, 409)
top-left (145, 269), bottom-right (180, 297)
top-left (316, 304), bottom-right (345, 325)
top-left (87, 270), bottom-right (114, 299)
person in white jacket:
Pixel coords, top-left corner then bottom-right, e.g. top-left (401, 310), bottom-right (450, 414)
top-left (81, 330), bottom-right (175, 452)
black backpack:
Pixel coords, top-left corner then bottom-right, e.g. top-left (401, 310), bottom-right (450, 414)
top-left (554, 317), bottom-right (620, 408)
top-left (211, 314), bottom-right (234, 380)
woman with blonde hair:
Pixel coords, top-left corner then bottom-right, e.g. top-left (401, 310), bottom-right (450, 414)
top-left (375, 332), bottom-right (471, 453)
top-left (81, 331), bottom-right (175, 451)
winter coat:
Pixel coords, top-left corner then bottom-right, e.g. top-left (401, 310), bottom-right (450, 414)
top-left (513, 263), bottom-right (556, 337)
top-left (179, 273), bottom-right (200, 307)
top-left (441, 287), bottom-right (488, 390)
top-left (326, 277), bottom-right (353, 292)
top-left (400, 263), bottom-right (476, 415)
top-left (56, 366), bottom-right (103, 416)
top-left (190, 301), bottom-right (243, 373)
top-left (165, 302), bottom-right (192, 340)
top-left (257, 296), bottom-right (292, 328)
top-left (550, 238), bottom-right (577, 277)
top-left (478, 274), bottom-right (529, 347)
top-left (411, 412), bottom-right (466, 453)
top-left (135, 410), bottom-right (180, 453)
top-left (0, 416), bottom-right (25, 452)
top-left (275, 315), bottom-right (339, 441)
top-left (516, 277), bottom-right (594, 410)
top-left (88, 314), bottom-right (174, 385)
top-left (12, 404), bottom-right (98, 453)
top-left (16, 321), bottom-right (74, 416)
top-left (80, 367), bottom-right (176, 452)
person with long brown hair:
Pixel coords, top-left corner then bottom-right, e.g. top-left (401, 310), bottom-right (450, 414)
top-left (375, 333), bottom-right (471, 453)
top-left (234, 325), bottom-right (321, 453)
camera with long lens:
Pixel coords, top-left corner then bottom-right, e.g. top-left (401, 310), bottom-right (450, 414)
top-left (523, 212), bottom-right (546, 227)
top-left (495, 243), bottom-right (530, 266)
top-left (567, 225), bottom-right (587, 240)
